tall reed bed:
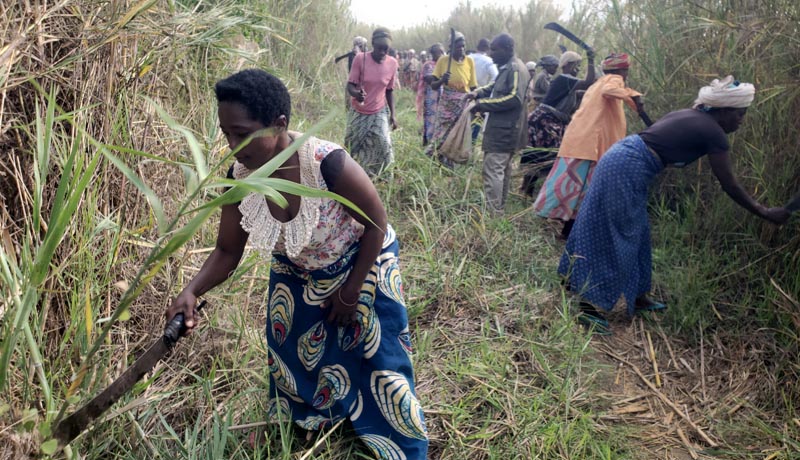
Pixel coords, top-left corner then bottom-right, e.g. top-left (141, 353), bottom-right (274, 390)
top-left (0, 0), bottom-right (356, 457)
top-left (390, 1), bottom-right (566, 63)
top-left (3, 0), bottom-right (799, 457)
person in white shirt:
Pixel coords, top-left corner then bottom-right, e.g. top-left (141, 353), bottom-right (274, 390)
top-left (470, 38), bottom-right (498, 86)
top-left (469, 38), bottom-right (499, 143)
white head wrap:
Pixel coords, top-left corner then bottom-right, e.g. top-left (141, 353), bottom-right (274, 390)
top-left (693, 75), bottom-right (755, 109)
top-left (525, 61), bottom-right (537, 71)
top-left (559, 51), bottom-right (581, 67)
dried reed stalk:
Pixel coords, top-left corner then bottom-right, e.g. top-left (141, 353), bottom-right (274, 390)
top-left (601, 346), bottom-right (719, 448)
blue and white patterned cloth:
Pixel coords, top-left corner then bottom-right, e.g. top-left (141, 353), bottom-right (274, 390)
top-left (266, 226), bottom-right (429, 459)
top-left (558, 135), bottom-right (664, 315)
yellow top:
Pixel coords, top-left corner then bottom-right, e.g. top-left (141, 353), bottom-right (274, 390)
top-left (557, 74), bottom-right (642, 162)
top-left (433, 55), bottom-right (477, 93)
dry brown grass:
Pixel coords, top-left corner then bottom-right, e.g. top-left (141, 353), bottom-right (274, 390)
top-left (586, 312), bottom-right (794, 459)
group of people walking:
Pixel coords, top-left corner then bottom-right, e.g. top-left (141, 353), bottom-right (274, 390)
top-left (162, 25), bottom-right (792, 460)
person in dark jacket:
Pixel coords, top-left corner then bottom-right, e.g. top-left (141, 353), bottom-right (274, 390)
top-left (335, 36), bottom-right (369, 72)
top-left (466, 33), bottom-right (530, 215)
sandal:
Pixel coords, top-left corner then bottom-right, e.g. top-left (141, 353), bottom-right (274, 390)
top-left (577, 303), bottom-right (612, 336)
top-left (634, 301), bottom-right (667, 313)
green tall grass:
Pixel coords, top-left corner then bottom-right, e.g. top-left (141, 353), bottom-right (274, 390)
top-left (0, 0), bottom-right (355, 457)
top-left (390, 1), bottom-right (565, 63)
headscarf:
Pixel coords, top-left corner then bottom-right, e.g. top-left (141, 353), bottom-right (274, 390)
top-left (372, 27), bottom-right (392, 47)
top-left (526, 61), bottom-right (537, 71)
top-left (538, 55), bottom-right (559, 67)
top-left (559, 51), bottom-right (581, 68)
top-left (352, 36), bottom-right (367, 49)
top-left (693, 75), bottom-right (755, 109)
top-left (452, 31), bottom-right (465, 44)
top-left (601, 53), bottom-right (630, 71)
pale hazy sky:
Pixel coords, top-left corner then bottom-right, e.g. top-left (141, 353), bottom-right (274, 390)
top-left (349, 0), bottom-right (571, 30)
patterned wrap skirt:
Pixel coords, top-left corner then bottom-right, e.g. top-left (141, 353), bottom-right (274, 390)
top-left (521, 104), bottom-right (567, 165)
top-left (422, 87), bottom-right (438, 144)
top-left (417, 62), bottom-right (437, 143)
top-left (345, 105), bottom-right (394, 176)
top-left (266, 226), bottom-right (429, 459)
top-left (425, 87), bottom-right (467, 154)
top-left (533, 157), bottom-right (596, 221)
top-left (558, 135), bottom-right (664, 314)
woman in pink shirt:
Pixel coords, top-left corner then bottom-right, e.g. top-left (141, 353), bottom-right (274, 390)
top-left (345, 27), bottom-right (398, 177)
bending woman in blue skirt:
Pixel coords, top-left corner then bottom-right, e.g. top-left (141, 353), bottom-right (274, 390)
top-left (559, 76), bottom-right (790, 334)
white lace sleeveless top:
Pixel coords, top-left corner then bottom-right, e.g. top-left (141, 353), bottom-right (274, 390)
top-left (232, 135), bottom-right (365, 270)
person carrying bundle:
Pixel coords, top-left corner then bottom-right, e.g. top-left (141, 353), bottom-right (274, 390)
top-left (424, 30), bottom-right (477, 166)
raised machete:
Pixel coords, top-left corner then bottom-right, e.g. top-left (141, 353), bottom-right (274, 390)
top-left (53, 300), bottom-right (207, 445)
top-left (544, 22), bottom-right (593, 53)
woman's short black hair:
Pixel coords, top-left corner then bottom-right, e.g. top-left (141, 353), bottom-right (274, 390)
top-left (214, 69), bottom-right (291, 126)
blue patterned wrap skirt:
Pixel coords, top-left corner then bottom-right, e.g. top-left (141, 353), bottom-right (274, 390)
top-left (558, 135), bottom-right (664, 315)
top-left (266, 226), bottom-right (429, 459)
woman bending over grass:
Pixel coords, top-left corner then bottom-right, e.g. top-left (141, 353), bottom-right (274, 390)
top-left (560, 76), bottom-right (790, 335)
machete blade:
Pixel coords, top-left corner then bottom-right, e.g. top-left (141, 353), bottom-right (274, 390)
top-left (53, 300), bottom-right (206, 445)
top-left (53, 338), bottom-right (170, 444)
top-left (543, 22), bottom-right (593, 52)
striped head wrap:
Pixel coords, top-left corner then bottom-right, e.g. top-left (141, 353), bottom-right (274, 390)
top-left (602, 53), bottom-right (630, 70)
